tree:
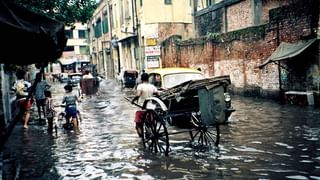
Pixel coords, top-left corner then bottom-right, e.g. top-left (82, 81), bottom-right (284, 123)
top-left (12, 0), bottom-right (97, 26)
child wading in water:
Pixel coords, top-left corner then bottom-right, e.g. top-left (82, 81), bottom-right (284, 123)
top-left (62, 84), bottom-right (81, 132)
top-left (45, 90), bottom-right (56, 132)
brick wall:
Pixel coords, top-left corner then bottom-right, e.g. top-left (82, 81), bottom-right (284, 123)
top-left (227, 0), bottom-right (252, 32)
top-left (261, 0), bottom-right (290, 24)
top-left (161, 0), bottom-right (319, 100)
top-left (195, 0), bottom-right (290, 36)
top-left (158, 23), bottom-right (193, 42)
top-left (196, 8), bottom-right (225, 36)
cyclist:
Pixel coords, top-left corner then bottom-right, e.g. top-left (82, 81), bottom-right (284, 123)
top-left (62, 84), bottom-right (82, 131)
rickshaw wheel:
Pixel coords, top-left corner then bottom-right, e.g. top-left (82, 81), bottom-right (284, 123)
top-left (189, 112), bottom-right (220, 147)
top-left (142, 109), bottom-right (170, 155)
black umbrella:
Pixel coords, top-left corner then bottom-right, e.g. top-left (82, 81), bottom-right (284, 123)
top-left (0, 0), bottom-right (67, 65)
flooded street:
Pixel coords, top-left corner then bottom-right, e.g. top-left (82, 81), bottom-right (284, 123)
top-left (2, 80), bottom-right (320, 179)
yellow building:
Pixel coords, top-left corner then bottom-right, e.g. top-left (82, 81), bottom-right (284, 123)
top-left (88, 1), bottom-right (113, 78)
top-left (136, 0), bottom-right (193, 70)
top-left (88, 0), bottom-right (193, 78)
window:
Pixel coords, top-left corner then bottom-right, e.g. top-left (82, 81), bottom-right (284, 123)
top-left (120, 1), bottom-right (124, 25)
top-left (64, 46), bottom-right (74, 51)
top-left (206, 0), bottom-right (214, 7)
top-left (163, 73), bottom-right (203, 88)
top-left (79, 46), bottom-right (89, 55)
top-left (124, 0), bottom-right (130, 20)
top-left (164, 0), bottom-right (171, 5)
top-left (65, 30), bottom-right (73, 39)
top-left (78, 30), bottom-right (87, 39)
top-left (102, 17), bottom-right (109, 33)
top-left (149, 74), bottom-right (162, 88)
top-left (91, 24), bottom-right (95, 38)
top-left (94, 18), bottom-right (102, 38)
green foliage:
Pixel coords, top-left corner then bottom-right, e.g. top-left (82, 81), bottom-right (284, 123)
top-left (12, 0), bottom-right (97, 26)
top-left (206, 32), bottom-right (220, 40)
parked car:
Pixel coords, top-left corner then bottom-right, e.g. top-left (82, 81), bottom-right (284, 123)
top-left (67, 73), bottom-right (82, 87)
top-left (147, 67), bottom-right (204, 90)
top-left (58, 73), bottom-right (69, 83)
top-left (118, 70), bottom-right (138, 88)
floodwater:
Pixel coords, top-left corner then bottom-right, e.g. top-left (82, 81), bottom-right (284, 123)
top-left (2, 80), bottom-right (320, 180)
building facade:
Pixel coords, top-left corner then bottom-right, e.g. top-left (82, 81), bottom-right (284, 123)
top-left (88, 0), bottom-right (114, 78)
top-left (136, 0), bottom-right (193, 70)
top-left (88, 0), bottom-right (193, 78)
top-left (161, 0), bottom-right (320, 104)
top-left (56, 22), bottom-right (90, 74)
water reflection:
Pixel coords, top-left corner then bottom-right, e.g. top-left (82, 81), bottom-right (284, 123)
top-left (3, 80), bottom-right (320, 179)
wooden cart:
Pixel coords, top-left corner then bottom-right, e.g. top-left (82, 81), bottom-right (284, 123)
top-left (130, 75), bottom-right (235, 155)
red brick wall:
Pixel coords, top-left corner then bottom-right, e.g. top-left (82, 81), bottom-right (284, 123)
top-left (158, 23), bottom-right (193, 42)
top-left (161, 0), bottom-right (319, 99)
top-left (261, 0), bottom-right (289, 24)
top-left (226, 0), bottom-right (252, 32)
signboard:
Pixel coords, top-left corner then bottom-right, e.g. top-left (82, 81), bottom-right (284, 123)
top-left (146, 38), bottom-right (157, 46)
top-left (142, 24), bottom-right (159, 38)
top-left (145, 46), bottom-right (161, 56)
top-left (146, 56), bottom-right (160, 68)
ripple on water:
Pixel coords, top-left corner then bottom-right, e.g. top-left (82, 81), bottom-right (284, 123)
top-left (286, 175), bottom-right (309, 180)
top-left (310, 176), bottom-right (320, 180)
top-left (233, 146), bottom-right (266, 153)
top-left (275, 142), bottom-right (294, 149)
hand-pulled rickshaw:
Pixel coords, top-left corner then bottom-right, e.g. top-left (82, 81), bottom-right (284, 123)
top-left (128, 70), bottom-right (235, 155)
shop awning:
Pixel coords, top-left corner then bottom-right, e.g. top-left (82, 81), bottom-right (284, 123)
top-left (258, 38), bottom-right (317, 69)
top-left (118, 35), bottom-right (137, 42)
top-left (59, 59), bottom-right (77, 65)
top-left (0, 0), bottom-right (67, 65)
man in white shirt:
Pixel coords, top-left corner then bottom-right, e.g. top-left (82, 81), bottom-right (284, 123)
top-left (131, 73), bottom-right (159, 137)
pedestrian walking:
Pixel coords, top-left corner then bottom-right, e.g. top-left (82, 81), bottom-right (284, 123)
top-left (12, 69), bottom-right (32, 129)
top-left (44, 90), bottom-right (56, 132)
top-left (34, 72), bottom-right (51, 120)
top-left (80, 69), bottom-right (97, 96)
top-left (82, 69), bottom-right (93, 79)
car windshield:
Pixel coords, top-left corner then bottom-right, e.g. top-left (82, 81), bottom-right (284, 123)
top-left (71, 76), bottom-right (81, 80)
top-left (163, 73), bottom-right (204, 88)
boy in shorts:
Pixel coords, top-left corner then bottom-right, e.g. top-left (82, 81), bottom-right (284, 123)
top-left (62, 84), bottom-right (81, 131)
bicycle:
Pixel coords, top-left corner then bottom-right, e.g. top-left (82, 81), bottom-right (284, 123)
top-left (55, 104), bottom-right (82, 131)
